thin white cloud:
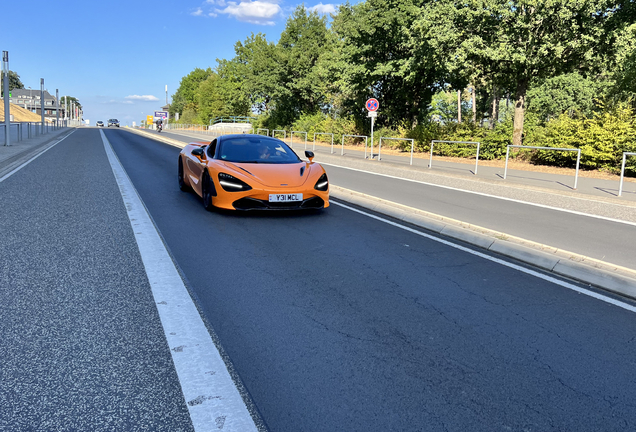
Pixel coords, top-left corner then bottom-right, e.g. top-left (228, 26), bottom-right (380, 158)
top-left (308, 3), bottom-right (337, 14)
top-left (191, 7), bottom-right (204, 16)
top-left (206, 0), bottom-right (227, 5)
top-left (125, 95), bottom-right (159, 101)
top-left (209, 12), bottom-right (218, 17)
top-left (218, 1), bottom-right (282, 25)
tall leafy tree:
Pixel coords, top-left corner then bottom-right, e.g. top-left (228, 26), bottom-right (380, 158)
top-left (274, 6), bottom-right (333, 125)
top-left (1, 71), bottom-right (24, 96)
top-left (413, 0), bottom-right (620, 145)
top-left (332, 0), bottom-right (439, 130)
top-left (60, 96), bottom-right (82, 110)
top-left (229, 33), bottom-right (281, 113)
top-left (527, 73), bottom-right (608, 120)
top-left (170, 67), bottom-right (213, 117)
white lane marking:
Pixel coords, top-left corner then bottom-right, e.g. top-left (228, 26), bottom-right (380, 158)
top-left (101, 131), bottom-right (258, 432)
top-left (332, 200), bottom-right (636, 314)
top-left (321, 162), bottom-right (636, 227)
top-left (0, 130), bottom-right (76, 183)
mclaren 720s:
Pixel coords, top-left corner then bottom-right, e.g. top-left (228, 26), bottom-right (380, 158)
top-left (178, 134), bottom-right (330, 211)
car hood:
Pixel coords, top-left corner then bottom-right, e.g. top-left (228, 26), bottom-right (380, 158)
top-left (221, 161), bottom-right (313, 187)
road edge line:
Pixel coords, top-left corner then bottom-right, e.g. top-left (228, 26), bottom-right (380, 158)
top-left (100, 130), bottom-right (259, 432)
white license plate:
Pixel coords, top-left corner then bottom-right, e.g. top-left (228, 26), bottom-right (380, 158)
top-left (269, 193), bottom-right (303, 202)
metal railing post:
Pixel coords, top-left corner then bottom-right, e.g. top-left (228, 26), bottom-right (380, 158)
top-left (574, 149), bottom-right (581, 190)
top-left (504, 146), bottom-right (510, 179)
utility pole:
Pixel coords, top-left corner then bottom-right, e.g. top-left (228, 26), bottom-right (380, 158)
top-left (2, 51), bottom-right (10, 146)
top-left (457, 90), bottom-right (462, 124)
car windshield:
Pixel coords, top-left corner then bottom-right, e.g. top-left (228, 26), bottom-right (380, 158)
top-left (218, 137), bottom-right (301, 164)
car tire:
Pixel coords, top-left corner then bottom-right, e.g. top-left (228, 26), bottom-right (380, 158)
top-left (178, 157), bottom-right (190, 191)
top-left (202, 171), bottom-right (215, 211)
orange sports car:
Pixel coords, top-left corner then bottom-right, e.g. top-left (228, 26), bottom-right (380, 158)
top-left (178, 134), bottom-right (329, 211)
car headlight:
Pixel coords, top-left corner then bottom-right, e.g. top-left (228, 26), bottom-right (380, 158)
top-left (314, 173), bottom-right (328, 191)
top-left (218, 172), bottom-right (252, 192)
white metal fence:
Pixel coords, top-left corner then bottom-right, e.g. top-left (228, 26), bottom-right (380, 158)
top-left (290, 131), bottom-right (307, 149)
top-left (1, 120), bottom-right (68, 146)
top-left (505, 145), bottom-right (582, 189)
top-left (341, 135), bottom-right (368, 157)
top-left (379, 137), bottom-right (415, 165)
top-left (618, 152), bottom-right (636, 197)
top-left (313, 133), bottom-right (334, 153)
top-left (430, 140), bottom-right (481, 174)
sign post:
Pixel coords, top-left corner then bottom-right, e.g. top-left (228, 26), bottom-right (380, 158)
top-left (365, 98), bottom-right (379, 159)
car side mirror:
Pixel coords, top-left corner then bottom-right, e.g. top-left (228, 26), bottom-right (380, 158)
top-left (305, 151), bottom-right (314, 162)
top-left (192, 147), bottom-right (205, 157)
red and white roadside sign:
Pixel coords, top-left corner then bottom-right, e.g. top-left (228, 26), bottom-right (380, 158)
top-left (366, 98), bottom-right (379, 112)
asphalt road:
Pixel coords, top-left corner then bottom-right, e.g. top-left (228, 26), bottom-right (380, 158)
top-left (101, 128), bottom-right (636, 431)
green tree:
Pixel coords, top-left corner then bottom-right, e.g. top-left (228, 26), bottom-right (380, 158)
top-left (1, 71), bottom-right (24, 96)
top-left (526, 73), bottom-right (608, 121)
top-left (273, 6), bottom-right (333, 125)
top-left (332, 0), bottom-right (439, 131)
top-left (216, 60), bottom-right (251, 116)
top-left (170, 67), bottom-right (213, 117)
top-left (60, 96), bottom-right (82, 110)
top-left (229, 33), bottom-right (281, 114)
top-left (413, 1), bottom-right (620, 146)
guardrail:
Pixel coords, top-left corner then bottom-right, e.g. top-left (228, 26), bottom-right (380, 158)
top-left (379, 137), bottom-right (415, 165)
top-left (272, 129), bottom-right (286, 140)
top-left (341, 135), bottom-right (368, 157)
top-left (256, 128), bottom-right (269, 136)
top-left (430, 140), bottom-right (481, 175)
top-left (618, 152), bottom-right (636, 197)
top-left (290, 131), bottom-right (307, 149)
top-left (504, 145), bottom-right (582, 189)
top-left (1, 120), bottom-right (68, 146)
top-left (313, 133), bottom-right (333, 153)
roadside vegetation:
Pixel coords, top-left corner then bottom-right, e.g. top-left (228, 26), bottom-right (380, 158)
top-left (170, 0), bottom-right (636, 176)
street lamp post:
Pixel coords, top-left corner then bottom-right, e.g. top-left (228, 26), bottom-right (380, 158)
top-left (56, 89), bottom-right (59, 129)
top-left (3, 51), bottom-right (10, 146)
top-left (40, 78), bottom-right (45, 134)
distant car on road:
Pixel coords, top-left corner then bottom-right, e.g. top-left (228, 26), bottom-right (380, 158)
top-left (108, 119), bottom-right (120, 127)
top-left (178, 134), bottom-right (329, 211)
top-left (96, 121), bottom-right (104, 127)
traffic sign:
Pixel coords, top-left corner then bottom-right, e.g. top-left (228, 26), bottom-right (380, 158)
top-left (146, 115), bottom-right (153, 126)
top-left (154, 110), bottom-right (168, 119)
top-left (366, 98), bottom-right (379, 112)
top-left (367, 111), bottom-right (377, 117)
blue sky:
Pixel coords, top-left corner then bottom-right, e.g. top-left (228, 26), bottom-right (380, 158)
top-left (4, 0), bottom-right (340, 126)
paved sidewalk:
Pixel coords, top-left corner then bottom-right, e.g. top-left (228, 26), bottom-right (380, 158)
top-left (0, 127), bottom-right (73, 178)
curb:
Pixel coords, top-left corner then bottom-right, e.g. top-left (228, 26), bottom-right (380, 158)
top-left (330, 186), bottom-right (636, 300)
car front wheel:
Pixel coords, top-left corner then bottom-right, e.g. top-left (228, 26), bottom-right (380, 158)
top-left (202, 171), bottom-right (215, 211)
top-left (178, 157), bottom-right (190, 191)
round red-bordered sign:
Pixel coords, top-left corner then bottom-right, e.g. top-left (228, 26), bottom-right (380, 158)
top-left (366, 98), bottom-right (379, 112)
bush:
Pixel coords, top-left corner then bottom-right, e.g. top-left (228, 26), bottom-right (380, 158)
top-left (526, 103), bottom-right (636, 174)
